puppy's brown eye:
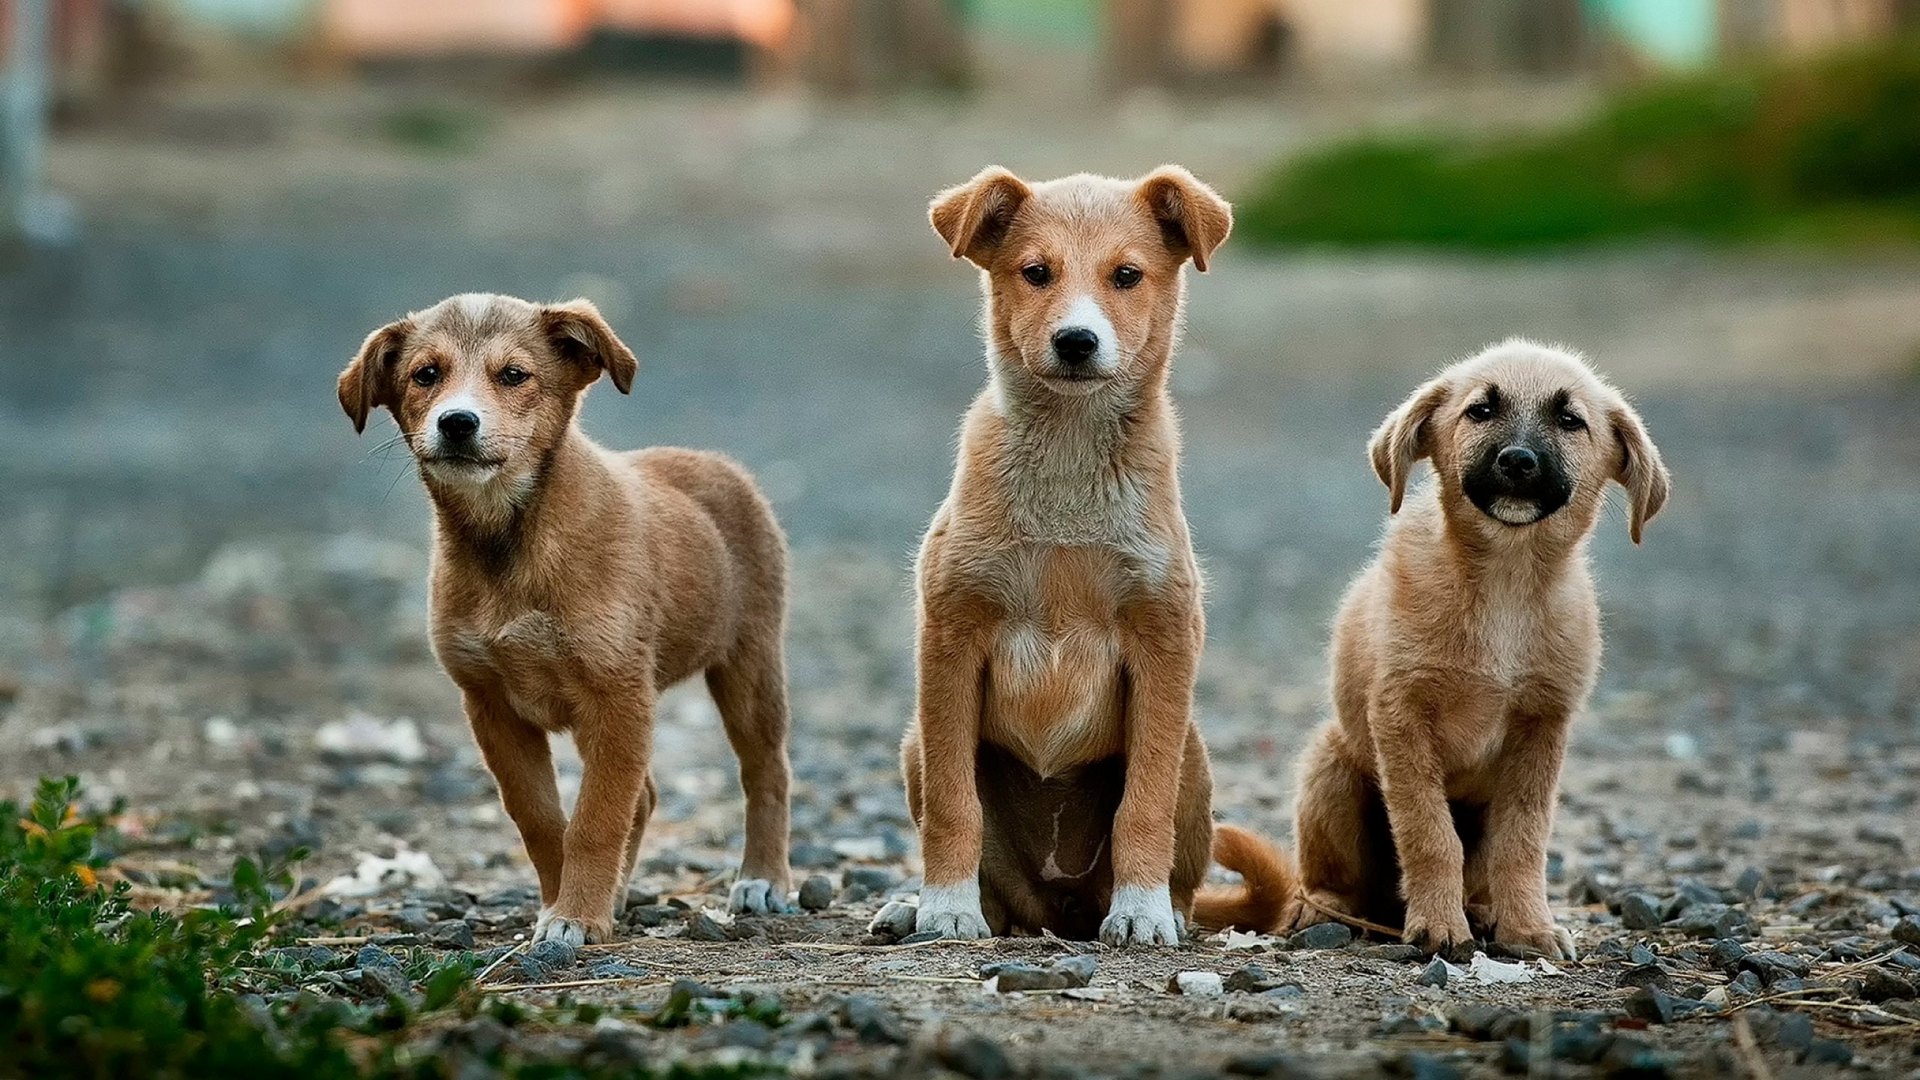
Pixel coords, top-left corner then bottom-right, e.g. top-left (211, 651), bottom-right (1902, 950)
top-left (1465, 400), bottom-right (1497, 422)
top-left (1021, 264), bottom-right (1052, 287)
top-left (411, 365), bottom-right (440, 388)
top-left (1558, 410), bottom-right (1586, 432)
top-left (498, 366), bottom-right (530, 387)
top-left (1112, 265), bottom-right (1142, 289)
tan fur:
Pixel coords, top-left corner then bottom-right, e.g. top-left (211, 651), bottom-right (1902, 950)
top-left (1199, 340), bottom-right (1669, 960)
top-left (897, 166), bottom-right (1231, 946)
top-left (1192, 824), bottom-right (1298, 931)
top-left (338, 293), bottom-right (793, 945)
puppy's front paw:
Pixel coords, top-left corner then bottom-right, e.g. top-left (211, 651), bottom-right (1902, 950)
top-left (1099, 885), bottom-right (1181, 947)
top-left (1402, 902), bottom-right (1473, 956)
top-left (915, 880), bottom-right (990, 940)
top-left (729, 877), bottom-right (792, 916)
top-left (533, 906), bottom-right (610, 947)
top-left (1495, 920), bottom-right (1577, 961)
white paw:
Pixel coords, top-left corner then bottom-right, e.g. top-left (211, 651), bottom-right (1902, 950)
top-left (915, 880), bottom-right (991, 940)
top-left (1099, 884), bottom-right (1181, 947)
top-left (728, 877), bottom-right (791, 915)
top-left (532, 906), bottom-right (603, 946)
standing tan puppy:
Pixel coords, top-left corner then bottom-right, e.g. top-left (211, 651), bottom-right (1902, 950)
top-left (338, 293), bottom-right (794, 946)
top-left (1196, 340), bottom-right (1669, 959)
top-left (884, 166), bottom-right (1231, 945)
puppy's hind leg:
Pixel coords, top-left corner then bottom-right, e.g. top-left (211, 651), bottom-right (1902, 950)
top-left (707, 636), bottom-right (794, 915)
top-left (614, 772), bottom-right (660, 915)
top-left (1289, 724), bottom-right (1385, 933)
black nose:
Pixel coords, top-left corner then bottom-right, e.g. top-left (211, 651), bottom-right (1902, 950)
top-left (1496, 446), bottom-right (1539, 479)
top-left (1051, 327), bottom-right (1100, 365)
top-left (438, 410), bottom-right (480, 442)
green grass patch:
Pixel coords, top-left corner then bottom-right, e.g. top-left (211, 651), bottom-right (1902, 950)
top-left (1, 778), bottom-right (786, 1080)
top-left (1239, 39), bottom-right (1920, 250)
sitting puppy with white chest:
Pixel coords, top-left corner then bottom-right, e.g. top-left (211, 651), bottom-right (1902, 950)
top-left (1196, 340), bottom-right (1670, 960)
top-left (338, 293), bottom-right (794, 945)
top-left (884, 166), bottom-right (1233, 945)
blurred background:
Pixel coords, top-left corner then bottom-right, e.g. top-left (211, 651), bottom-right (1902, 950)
top-left (0, 0), bottom-right (1916, 899)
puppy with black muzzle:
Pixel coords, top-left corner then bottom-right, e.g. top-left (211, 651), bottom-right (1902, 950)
top-left (338, 293), bottom-right (795, 945)
top-left (1195, 340), bottom-right (1670, 960)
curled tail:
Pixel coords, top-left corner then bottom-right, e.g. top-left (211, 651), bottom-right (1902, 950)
top-left (1190, 824), bottom-right (1297, 932)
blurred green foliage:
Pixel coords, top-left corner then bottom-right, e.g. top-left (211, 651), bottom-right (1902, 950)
top-left (1240, 40), bottom-right (1920, 249)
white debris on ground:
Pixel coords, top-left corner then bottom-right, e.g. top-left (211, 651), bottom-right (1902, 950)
top-left (1213, 928), bottom-right (1279, 951)
top-left (201, 716), bottom-right (243, 748)
top-left (322, 848), bottom-right (447, 897)
top-left (315, 712), bottom-right (428, 764)
top-left (1169, 971), bottom-right (1226, 996)
top-left (1467, 952), bottom-right (1535, 985)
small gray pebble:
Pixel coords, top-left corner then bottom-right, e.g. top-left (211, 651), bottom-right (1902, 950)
top-left (1287, 921), bottom-right (1354, 950)
top-left (589, 960), bottom-right (649, 979)
top-left (839, 995), bottom-right (907, 1045)
top-left (937, 1031), bottom-right (1012, 1080)
top-left (986, 963), bottom-right (1070, 992)
top-left (425, 920), bottom-right (475, 950)
top-left (1619, 892), bottom-right (1664, 931)
top-left (1708, 938), bottom-right (1749, 972)
top-left (354, 945), bottom-right (402, 971)
top-left (868, 900), bottom-right (918, 941)
top-left (1053, 954), bottom-right (1097, 987)
top-left (686, 912), bottom-right (731, 942)
top-left (797, 875), bottom-right (835, 911)
top-left (358, 963), bottom-right (411, 998)
top-left (1894, 915), bottom-right (1920, 948)
top-left (1616, 963), bottom-right (1670, 991)
top-left (525, 938), bottom-right (577, 968)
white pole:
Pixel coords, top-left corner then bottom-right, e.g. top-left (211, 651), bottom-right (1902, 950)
top-left (2, 0), bottom-right (53, 247)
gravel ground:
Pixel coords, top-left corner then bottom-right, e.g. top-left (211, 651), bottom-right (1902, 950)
top-left (2, 79), bottom-right (1919, 1077)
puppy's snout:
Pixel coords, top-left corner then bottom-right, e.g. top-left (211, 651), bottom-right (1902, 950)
top-left (1496, 446), bottom-right (1539, 480)
top-left (1052, 327), bottom-right (1101, 366)
top-left (438, 409), bottom-right (481, 442)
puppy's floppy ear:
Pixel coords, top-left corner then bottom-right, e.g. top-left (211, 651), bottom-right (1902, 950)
top-left (1369, 377), bottom-right (1450, 514)
top-left (338, 318), bottom-right (414, 434)
top-left (541, 299), bottom-right (637, 394)
top-left (930, 167), bottom-right (1032, 268)
top-left (1607, 397), bottom-right (1670, 544)
top-left (1137, 165), bottom-right (1233, 272)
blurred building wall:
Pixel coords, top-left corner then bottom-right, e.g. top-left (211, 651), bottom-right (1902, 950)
top-left (320, 0), bottom-right (585, 55)
top-left (1279, 0), bottom-right (1423, 66)
top-left (793, 0), bottom-right (966, 94)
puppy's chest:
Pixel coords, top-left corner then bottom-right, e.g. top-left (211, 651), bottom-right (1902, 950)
top-left (979, 548), bottom-right (1134, 777)
top-left (1474, 599), bottom-right (1545, 688)
top-left (437, 610), bottom-right (583, 731)
top-left (1003, 459), bottom-right (1167, 569)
